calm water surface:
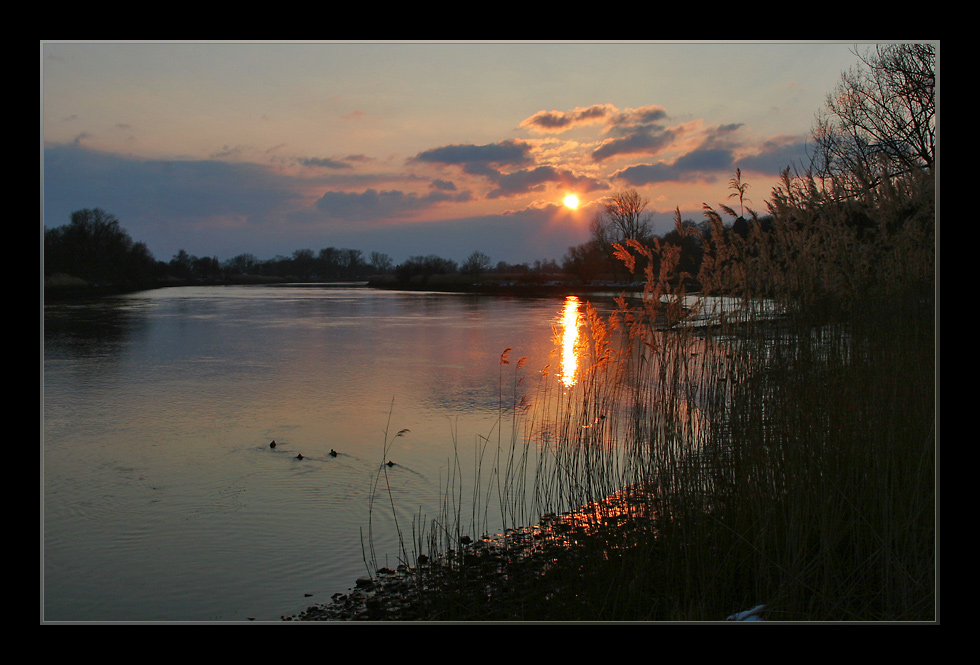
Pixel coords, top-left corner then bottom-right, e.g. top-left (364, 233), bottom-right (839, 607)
top-left (43, 285), bottom-right (606, 622)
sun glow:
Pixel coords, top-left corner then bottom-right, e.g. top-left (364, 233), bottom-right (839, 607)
top-left (563, 194), bottom-right (579, 209)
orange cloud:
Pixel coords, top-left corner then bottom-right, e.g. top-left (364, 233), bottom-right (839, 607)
top-left (519, 104), bottom-right (617, 133)
top-left (520, 104), bottom-right (669, 135)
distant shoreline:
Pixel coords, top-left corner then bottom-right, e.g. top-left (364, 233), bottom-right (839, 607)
top-left (43, 272), bottom-right (649, 302)
top-left (365, 273), bottom-right (646, 298)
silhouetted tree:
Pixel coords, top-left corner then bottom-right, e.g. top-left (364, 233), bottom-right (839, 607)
top-left (292, 248), bottom-right (316, 280)
top-left (125, 241), bottom-right (158, 283)
top-left (810, 43), bottom-right (935, 198)
top-left (170, 249), bottom-right (194, 278)
top-left (224, 253), bottom-right (259, 276)
top-left (461, 250), bottom-right (492, 275)
top-left (317, 247), bottom-right (341, 279)
top-left (193, 255), bottom-right (221, 280)
top-left (45, 208), bottom-right (158, 286)
top-left (369, 251), bottom-right (394, 274)
top-left (395, 254), bottom-right (457, 285)
top-left (340, 248), bottom-right (364, 278)
top-left (563, 240), bottom-right (607, 284)
top-left (532, 258), bottom-right (560, 273)
top-left (600, 189), bottom-right (654, 245)
top-left (578, 189), bottom-right (657, 281)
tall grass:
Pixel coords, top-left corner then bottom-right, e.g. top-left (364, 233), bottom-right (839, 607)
top-left (368, 167), bottom-right (935, 621)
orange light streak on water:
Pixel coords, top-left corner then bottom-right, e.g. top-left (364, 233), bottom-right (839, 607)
top-left (560, 296), bottom-right (581, 388)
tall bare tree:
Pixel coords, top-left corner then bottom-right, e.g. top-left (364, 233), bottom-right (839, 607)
top-left (600, 189), bottom-right (654, 244)
top-left (461, 250), bottom-right (492, 275)
top-left (810, 43), bottom-right (936, 197)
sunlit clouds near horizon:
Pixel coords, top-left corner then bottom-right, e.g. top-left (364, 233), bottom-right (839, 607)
top-left (42, 41), bottom-right (865, 265)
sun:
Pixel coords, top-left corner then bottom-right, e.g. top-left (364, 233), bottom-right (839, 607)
top-left (563, 194), bottom-right (579, 209)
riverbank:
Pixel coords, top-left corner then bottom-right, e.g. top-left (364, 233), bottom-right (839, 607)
top-left (280, 485), bottom-right (764, 622)
top-left (42, 272), bottom-right (297, 302)
top-left (282, 490), bottom-right (659, 621)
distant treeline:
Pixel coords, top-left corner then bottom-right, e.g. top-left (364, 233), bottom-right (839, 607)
top-left (43, 201), bottom-right (752, 296)
top-left (42, 211), bottom-right (572, 295)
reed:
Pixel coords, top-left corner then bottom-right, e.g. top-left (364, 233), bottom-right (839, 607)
top-left (366, 167), bottom-right (935, 621)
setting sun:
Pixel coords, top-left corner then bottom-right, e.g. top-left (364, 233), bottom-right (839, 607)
top-left (563, 194), bottom-right (579, 209)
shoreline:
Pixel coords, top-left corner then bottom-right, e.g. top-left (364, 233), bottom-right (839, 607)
top-left (281, 485), bottom-right (694, 622)
top-left (43, 273), bottom-right (652, 303)
top-left (281, 515), bottom-right (614, 622)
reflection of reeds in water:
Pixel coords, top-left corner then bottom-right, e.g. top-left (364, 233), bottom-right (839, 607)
top-left (370, 172), bottom-right (934, 621)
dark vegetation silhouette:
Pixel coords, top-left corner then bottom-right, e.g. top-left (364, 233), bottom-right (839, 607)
top-left (44, 211), bottom-right (568, 296)
top-left (42, 198), bottom-right (736, 298)
top-left (43, 208), bottom-right (161, 294)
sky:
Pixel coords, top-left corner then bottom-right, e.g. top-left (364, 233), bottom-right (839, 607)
top-left (41, 41), bottom-right (869, 267)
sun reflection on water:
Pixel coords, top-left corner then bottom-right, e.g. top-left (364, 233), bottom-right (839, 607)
top-left (560, 296), bottom-right (581, 388)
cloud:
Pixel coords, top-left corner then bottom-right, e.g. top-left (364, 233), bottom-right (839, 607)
top-left (520, 104), bottom-right (668, 135)
top-left (672, 147), bottom-right (735, 173)
top-left (412, 133), bottom-right (616, 201)
top-left (412, 139), bottom-right (534, 177)
top-left (314, 187), bottom-right (470, 221)
top-left (520, 104), bottom-right (763, 189)
top-left (300, 156), bottom-right (354, 169)
top-left (613, 161), bottom-right (682, 186)
top-left (431, 179), bottom-right (457, 191)
top-left (591, 115), bottom-right (738, 164)
top-left (736, 137), bottom-right (810, 175)
top-left (614, 135), bottom-right (810, 188)
top-left (605, 104), bottom-right (669, 129)
top-left (43, 142), bottom-right (307, 260)
top-left (591, 126), bottom-right (677, 162)
top-left (485, 166), bottom-right (607, 199)
top-left (45, 143), bottom-right (301, 219)
top-left (598, 117), bottom-right (797, 186)
top-left (485, 166), bottom-right (565, 199)
top-left (299, 154), bottom-right (374, 170)
top-left (612, 147), bottom-right (734, 186)
top-left (519, 104), bottom-right (617, 133)
top-left (210, 145), bottom-right (249, 159)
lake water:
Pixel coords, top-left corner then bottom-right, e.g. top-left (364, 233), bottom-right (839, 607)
top-left (42, 284), bottom-right (615, 622)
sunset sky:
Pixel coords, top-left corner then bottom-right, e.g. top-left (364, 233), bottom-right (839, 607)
top-left (41, 41), bottom-right (868, 267)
